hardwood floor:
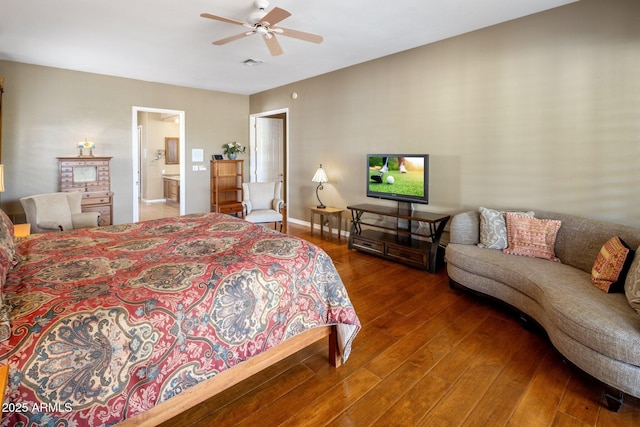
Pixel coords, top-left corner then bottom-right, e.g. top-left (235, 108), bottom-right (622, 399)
top-left (162, 223), bottom-right (640, 426)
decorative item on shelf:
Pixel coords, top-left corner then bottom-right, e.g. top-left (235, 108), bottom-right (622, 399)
top-left (222, 141), bottom-right (245, 160)
top-left (0, 164), bottom-right (5, 192)
top-left (77, 139), bottom-right (95, 157)
top-left (312, 164), bottom-right (328, 209)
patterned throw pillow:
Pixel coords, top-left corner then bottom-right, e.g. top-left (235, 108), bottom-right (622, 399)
top-left (478, 207), bottom-right (534, 250)
top-left (625, 246), bottom-right (640, 315)
top-left (591, 236), bottom-right (634, 293)
top-left (503, 213), bottom-right (561, 261)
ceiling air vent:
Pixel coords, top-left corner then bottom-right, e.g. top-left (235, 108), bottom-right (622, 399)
top-left (243, 58), bottom-right (264, 67)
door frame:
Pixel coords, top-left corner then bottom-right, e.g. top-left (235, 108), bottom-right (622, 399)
top-left (131, 106), bottom-right (186, 222)
top-left (249, 108), bottom-right (288, 218)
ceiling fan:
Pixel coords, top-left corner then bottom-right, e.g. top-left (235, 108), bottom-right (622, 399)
top-left (201, 0), bottom-right (323, 56)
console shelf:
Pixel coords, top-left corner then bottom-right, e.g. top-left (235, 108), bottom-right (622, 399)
top-left (347, 203), bottom-right (450, 273)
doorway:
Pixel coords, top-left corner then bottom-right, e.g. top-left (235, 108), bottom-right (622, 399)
top-left (131, 107), bottom-right (186, 222)
top-left (249, 109), bottom-right (288, 221)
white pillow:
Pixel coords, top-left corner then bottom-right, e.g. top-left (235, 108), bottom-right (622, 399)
top-left (478, 207), bottom-right (534, 250)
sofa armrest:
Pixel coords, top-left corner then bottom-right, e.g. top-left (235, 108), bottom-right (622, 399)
top-left (450, 211), bottom-right (480, 245)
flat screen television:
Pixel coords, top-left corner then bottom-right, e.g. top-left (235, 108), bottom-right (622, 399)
top-left (367, 154), bottom-right (429, 205)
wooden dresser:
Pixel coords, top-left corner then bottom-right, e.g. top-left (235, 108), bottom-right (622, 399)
top-left (58, 156), bottom-right (114, 226)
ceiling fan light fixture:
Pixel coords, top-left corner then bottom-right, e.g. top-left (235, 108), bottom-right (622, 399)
top-left (202, 0), bottom-right (323, 57)
top-left (254, 0), bottom-right (269, 10)
top-left (243, 58), bottom-right (264, 67)
top-left (248, 10), bottom-right (267, 25)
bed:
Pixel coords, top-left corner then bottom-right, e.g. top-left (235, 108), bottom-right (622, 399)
top-left (0, 211), bottom-right (360, 426)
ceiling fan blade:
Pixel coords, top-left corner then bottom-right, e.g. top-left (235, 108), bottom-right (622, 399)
top-left (274, 27), bottom-right (323, 44)
top-left (263, 34), bottom-right (284, 56)
top-left (260, 7), bottom-right (291, 27)
top-left (213, 31), bottom-right (256, 45)
top-left (200, 13), bottom-right (248, 27)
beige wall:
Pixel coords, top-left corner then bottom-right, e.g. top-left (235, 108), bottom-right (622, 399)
top-left (1, 0), bottom-right (638, 227)
top-left (0, 61), bottom-right (249, 223)
top-left (250, 0), bottom-right (640, 226)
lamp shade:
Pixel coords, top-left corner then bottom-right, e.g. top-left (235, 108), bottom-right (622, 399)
top-left (78, 140), bottom-right (95, 149)
top-left (0, 164), bottom-right (5, 192)
top-left (312, 164), bottom-right (328, 183)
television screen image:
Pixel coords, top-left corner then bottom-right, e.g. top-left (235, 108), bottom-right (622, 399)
top-left (367, 155), bottom-right (429, 204)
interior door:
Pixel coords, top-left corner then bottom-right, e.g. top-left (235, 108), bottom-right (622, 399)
top-left (255, 117), bottom-right (284, 183)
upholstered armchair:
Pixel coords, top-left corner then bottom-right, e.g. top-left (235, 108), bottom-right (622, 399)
top-left (20, 192), bottom-right (100, 233)
top-left (241, 182), bottom-right (284, 231)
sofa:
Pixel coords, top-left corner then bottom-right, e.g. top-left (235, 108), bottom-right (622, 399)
top-left (445, 208), bottom-right (640, 411)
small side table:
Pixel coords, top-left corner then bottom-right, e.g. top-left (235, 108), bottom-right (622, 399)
top-left (309, 206), bottom-right (344, 241)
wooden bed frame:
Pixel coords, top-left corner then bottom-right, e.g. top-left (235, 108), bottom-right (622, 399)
top-left (119, 325), bottom-right (341, 426)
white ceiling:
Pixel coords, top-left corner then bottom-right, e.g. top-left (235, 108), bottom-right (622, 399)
top-left (0, 0), bottom-right (576, 95)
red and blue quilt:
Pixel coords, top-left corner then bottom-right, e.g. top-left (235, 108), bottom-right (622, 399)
top-left (0, 213), bottom-right (360, 426)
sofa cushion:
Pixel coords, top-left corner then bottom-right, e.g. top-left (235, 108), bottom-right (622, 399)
top-left (503, 213), bottom-right (561, 261)
top-left (625, 247), bottom-right (640, 315)
top-left (447, 243), bottom-right (640, 368)
top-left (534, 210), bottom-right (640, 274)
top-left (450, 211), bottom-right (480, 245)
top-left (591, 236), bottom-right (634, 293)
top-left (478, 207), bottom-right (534, 250)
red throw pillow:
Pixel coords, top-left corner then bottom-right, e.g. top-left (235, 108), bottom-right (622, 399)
top-left (503, 213), bottom-right (561, 261)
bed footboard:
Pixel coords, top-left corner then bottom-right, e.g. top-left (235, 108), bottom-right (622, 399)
top-left (119, 325), bottom-right (339, 426)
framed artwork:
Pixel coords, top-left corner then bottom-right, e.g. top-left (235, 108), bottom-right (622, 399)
top-left (212, 154), bottom-right (223, 160)
top-left (165, 137), bottom-right (179, 164)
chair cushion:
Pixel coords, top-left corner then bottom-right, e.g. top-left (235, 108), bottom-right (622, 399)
top-left (245, 209), bottom-right (282, 224)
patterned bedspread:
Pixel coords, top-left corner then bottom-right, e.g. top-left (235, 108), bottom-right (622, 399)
top-left (0, 213), bottom-right (360, 426)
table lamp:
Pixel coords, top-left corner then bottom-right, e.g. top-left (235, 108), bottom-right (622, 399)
top-left (312, 164), bottom-right (328, 209)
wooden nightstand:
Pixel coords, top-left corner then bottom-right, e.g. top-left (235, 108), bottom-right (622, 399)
top-left (309, 206), bottom-right (344, 241)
